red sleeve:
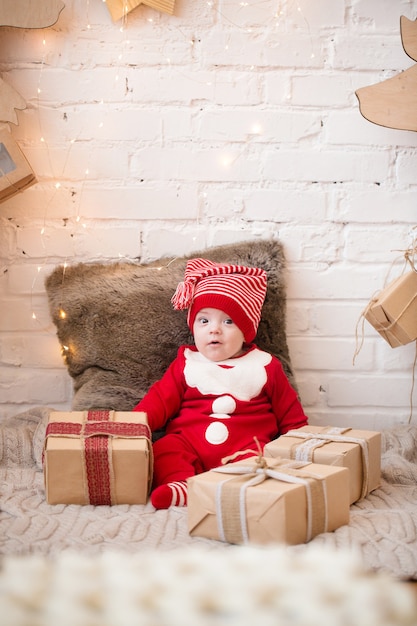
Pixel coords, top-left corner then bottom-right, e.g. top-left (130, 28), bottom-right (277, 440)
top-left (133, 347), bottom-right (187, 432)
top-left (265, 356), bottom-right (308, 435)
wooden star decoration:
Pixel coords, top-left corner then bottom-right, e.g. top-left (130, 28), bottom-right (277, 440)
top-left (105, 0), bottom-right (175, 22)
top-left (356, 16), bottom-right (417, 132)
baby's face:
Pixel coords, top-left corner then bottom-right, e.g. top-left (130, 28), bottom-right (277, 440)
top-left (192, 307), bottom-right (245, 362)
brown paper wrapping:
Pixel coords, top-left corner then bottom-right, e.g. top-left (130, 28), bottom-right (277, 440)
top-left (43, 410), bottom-right (152, 505)
top-left (364, 271), bottom-right (417, 347)
top-left (188, 457), bottom-right (350, 546)
top-left (264, 426), bottom-right (381, 504)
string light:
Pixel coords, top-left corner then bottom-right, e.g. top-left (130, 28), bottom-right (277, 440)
top-left (22, 0), bottom-right (316, 343)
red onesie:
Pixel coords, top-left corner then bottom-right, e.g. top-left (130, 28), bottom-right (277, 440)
top-left (134, 344), bottom-right (308, 488)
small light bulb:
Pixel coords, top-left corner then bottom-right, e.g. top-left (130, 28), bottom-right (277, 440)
top-left (59, 308), bottom-right (67, 319)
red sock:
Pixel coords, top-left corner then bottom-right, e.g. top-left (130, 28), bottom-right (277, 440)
top-left (151, 481), bottom-right (188, 509)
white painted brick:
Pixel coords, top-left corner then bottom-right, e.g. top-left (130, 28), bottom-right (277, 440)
top-left (325, 110), bottom-right (417, 147)
top-left (6, 264), bottom-right (53, 295)
top-left (23, 144), bottom-right (129, 180)
top-left (308, 301), bottom-right (368, 338)
top-left (289, 336), bottom-right (375, 371)
top-left (0, 296), bottom-right (52, 332)
top-left (243, 188), bottom-right (327, 223)
top-left (198, 110), bottom-right (321, 143)
top-left (375, 339), bottom-right (417, 372)
top-left (200, 32), bottom-right (266, 67)
top-left (331, 34), bottom-right (408, 71)
top-left (12, 107), bottom-right (163, 143)
top-left (218, 0), bottom-right (282, 28)
top-left (16, 225), bottom-right (77, 259)
top-left (327, 374), bottom-right (416, 408)
top-left (73, 223), bottom-right (141, 260)
top-left (144, 228), bottom-right (207, 261)
top-left (1, 186), bottom-right (82, 220)
top-left (278, 223), bottom-right (344, 263)
top-left (337, 190), bottom-right (417, 224)
top-left (127, 67), bottom-right (262, 106)
top-left (343, 225), bottom-right (413, 262)
top-left (131, 147), bottom-right (261, 182)
top-left (0, 218), bottom-right (17, 260)
top-left (264, 35), bottom-right (327, 69)
top-left (203, 188), bottom-right (245, 219)
top-left (263, 149), bottom-right (390, 183)
top-left (293, 373), bottom-right (325, 407)
top-left (286, 302), bottom-right (310, 335)
top-left (395, 151), bottom-right (417, 185)
top-left (0, 333), bottom-right (64, 368)
top-left (350, 0), bottom-right (415, 31)
top-left (286, 265), bottom-right (389, 300)
top-left (74, 186), bottom-right (199, 220)
top-left (291, 74), bottom-right (354, 107)
top-left (7, 68), bottom-right (124, 106)
top-left (0, 368), bottom-right (70, 404)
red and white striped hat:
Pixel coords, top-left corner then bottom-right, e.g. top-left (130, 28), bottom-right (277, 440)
top-left (171, 258), bottom-right (267, 342)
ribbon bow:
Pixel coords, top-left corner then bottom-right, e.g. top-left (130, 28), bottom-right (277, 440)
top-left (212, 455), bottom-right (328, 545)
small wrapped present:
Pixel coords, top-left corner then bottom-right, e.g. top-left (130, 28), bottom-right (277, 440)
top-left (188, 456), bottom-right (350, 546)
top-left (43, 410), bottom-right (152, 505)
top-left (264, 426), bottom-right (381, 504)
top-left (364, 270), bottom-right (417, 347)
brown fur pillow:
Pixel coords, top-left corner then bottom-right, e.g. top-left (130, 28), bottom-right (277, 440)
top-left (45, 239), bottom-right (295, 411)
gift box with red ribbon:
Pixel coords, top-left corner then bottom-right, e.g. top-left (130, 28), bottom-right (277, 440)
top-left (188, 456), bottom-right (350, 546)
top-left (43, 410), bottom-right (152, 505)
top-left (264, 425), bottom-right (381, 504)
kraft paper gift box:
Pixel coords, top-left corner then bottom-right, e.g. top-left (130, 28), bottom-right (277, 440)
top-left (364, 271), bottom-right (417, 348)
top-left (43, 410), bottom-right (152, 505)
top-left (264, 426), bottom-right (381, 505)
top-left (188, 457), bottom-right (350, 546)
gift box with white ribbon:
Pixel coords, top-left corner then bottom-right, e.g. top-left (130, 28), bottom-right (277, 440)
top-left (264, 426), bottom-right (381, 504)
top-left (188, 456), bottom-right (350, 546)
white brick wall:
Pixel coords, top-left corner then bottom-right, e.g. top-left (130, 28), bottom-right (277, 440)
top-left (0, 0), bottom-right (416, 427)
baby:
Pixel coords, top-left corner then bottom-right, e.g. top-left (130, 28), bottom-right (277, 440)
top-left (134, 257), bottom-right (308, 509)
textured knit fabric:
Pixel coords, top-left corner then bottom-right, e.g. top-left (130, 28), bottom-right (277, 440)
top-left (134, 344), bottom-right (308, 488)
top-left (171, 258), bottom-right (267, 342)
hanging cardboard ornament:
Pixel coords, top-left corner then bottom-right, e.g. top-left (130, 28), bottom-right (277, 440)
top-left (0, 0), bottom-right (65, 28)
top-left (105, 0), bottom-right (175, 22)
top-left (0, 78), bottom-right (26, 125)
top-left (356, 17), bottom-right (417, 132)
top-left (0, 125), bottom-right (37, 204)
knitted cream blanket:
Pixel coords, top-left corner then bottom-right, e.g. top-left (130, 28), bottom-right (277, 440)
top-left (1, 408), bottom-right (417, 581)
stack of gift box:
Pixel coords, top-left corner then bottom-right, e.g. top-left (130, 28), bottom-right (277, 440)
top-left (43, 412), bottom-right (381, 546)
top-left (188, 425), bottom-right (381, 545)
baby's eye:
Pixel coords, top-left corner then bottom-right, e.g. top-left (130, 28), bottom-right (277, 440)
top-left (224, 318), bottom-right (234, 325)
top-left (199, 317), bottom-right (209, 324)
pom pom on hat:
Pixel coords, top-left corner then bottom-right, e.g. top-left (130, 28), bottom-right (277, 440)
top-left (171, 258), bottom-right (267, 343)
